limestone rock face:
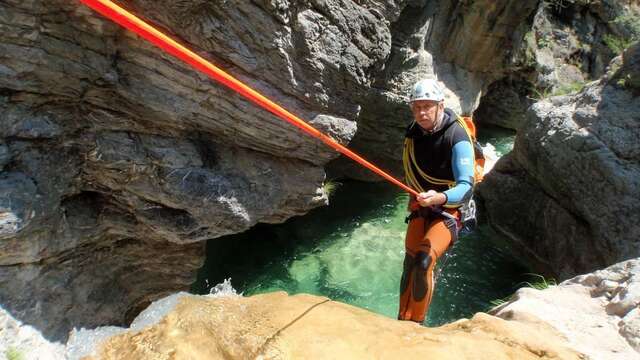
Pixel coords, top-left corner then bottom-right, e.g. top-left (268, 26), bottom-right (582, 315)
top-left (329, 0), bottom-right (540, 179)
top-left (492, 258), bottom-right (640, 360)
top-left (85, 292), bottom-right (582, 360)
top-left (477, 43), bottom-right (640, 279)
top-left (0, 0), bottom-right (406, 340)
top-left (475, 0), bottom-right (640, 129)
top-left (1, 0), bottom-right (634, 342)
top-left (0, 0), bottom-right (582, 340)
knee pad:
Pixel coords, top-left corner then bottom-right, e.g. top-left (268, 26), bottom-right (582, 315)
top-left (413, 251), bottom-right (432, 301)
top-left (416, 251), bottom-right (432, 271)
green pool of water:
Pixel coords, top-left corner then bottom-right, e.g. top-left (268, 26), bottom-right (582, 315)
top-left (193, 126), bottom-right (529, 325)
top-left (477, 124), bottom-right (517, 155)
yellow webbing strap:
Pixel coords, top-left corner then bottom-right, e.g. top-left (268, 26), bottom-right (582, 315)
top-left (402, 115), bottom-right (476, 193)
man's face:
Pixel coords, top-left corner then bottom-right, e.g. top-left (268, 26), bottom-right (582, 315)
top-left (411, 100), bottom-right (444, 131)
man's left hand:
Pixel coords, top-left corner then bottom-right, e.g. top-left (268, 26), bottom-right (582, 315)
top-left (416, 190), bottom-right (447, 207)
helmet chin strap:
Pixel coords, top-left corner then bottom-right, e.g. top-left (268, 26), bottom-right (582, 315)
top-left (427, 105), bottom-right (443, 134)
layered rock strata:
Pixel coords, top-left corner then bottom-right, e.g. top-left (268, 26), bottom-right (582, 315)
top-left (0, 0), bottom-right (402, 339)
top-left (329, 0), bottom-right (541, 179)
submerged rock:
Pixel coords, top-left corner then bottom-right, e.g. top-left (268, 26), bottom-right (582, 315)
top-left (82, 291), bottom-right (581, 360)
top-left (492, 258), bottom-right (640, 360)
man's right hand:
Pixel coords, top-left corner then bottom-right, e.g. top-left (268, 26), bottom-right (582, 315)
top-left (417, 190), bottom-right (446, 207)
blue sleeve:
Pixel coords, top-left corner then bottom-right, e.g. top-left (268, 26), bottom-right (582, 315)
top-left (443, 141), bottom-right (475, 208)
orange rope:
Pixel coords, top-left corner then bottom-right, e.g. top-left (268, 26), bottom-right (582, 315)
top-left (78, 0), bottom-right (419, 197)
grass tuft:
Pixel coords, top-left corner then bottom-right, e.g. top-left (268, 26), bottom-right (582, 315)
top-left (530, 80), bottom-right (587, 101)
top-left (520, 273), bottom-right (557, 290)
top-left (322, 180), bottom-right (341, 197)
top-left (487, 273), bottom-right (556, 312)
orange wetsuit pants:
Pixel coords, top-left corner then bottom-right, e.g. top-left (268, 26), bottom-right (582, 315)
top-left (398, 205), bottom-right (460, 323)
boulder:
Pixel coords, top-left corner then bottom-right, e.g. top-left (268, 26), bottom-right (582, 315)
top-left (330, 0), bottom-right (540, 179)
top-left (0, 0), bottom-right (570, 338)
top-left (477, 43), bottom-right (640, 278)
top-left (0, 0), bottom-right (634, 342)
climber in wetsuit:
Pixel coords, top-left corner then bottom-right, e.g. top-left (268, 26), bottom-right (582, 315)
top-left (398, 79), bottom-right (476, 323)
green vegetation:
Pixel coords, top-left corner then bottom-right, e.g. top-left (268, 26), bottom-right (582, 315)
top-left (5, 347), bottom-right (24, 360)
top-left (489, 297), bottom-right (510, 309)
top-left (616, 74), bottom-right (631, 88)
top-left (537, 34), bottom-right (552, 49)
top-left (553, 81), bottom-right (586, 96)
top-left (603, 34), bottom-right (633, 55)
top-left (530, 80), bottom-right (587, 100)
top-left (487, 274), bottom-right (557, 311)
top-left (608, 59), bottom-right (622, 75)
top-left (521, 273), bottom-right (557, 290)
top-left (522, 31), bottom-right (539, 67)
top-left (613, 14), bottom-right (640, 39)
top-left (322, 180), bottom-right (341, 197)
top-left (530, 86), bottom-right (552, 100)
top-left (604, 14), bottom-right (640, 54)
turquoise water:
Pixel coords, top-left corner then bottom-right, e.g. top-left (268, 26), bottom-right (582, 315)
top-left (477, 124), bottom-right (516, 154)
top-left (193, 127), bottom-right (528, 325)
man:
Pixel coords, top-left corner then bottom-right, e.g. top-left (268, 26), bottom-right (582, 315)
top-left (398, 78), bottom-right (475, 323)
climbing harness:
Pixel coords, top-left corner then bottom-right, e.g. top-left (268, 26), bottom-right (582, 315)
top-left (78, 0), bottom-right (419, 197)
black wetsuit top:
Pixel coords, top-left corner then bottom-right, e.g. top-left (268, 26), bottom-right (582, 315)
top-left (405, 108), bottom-right (471, 193)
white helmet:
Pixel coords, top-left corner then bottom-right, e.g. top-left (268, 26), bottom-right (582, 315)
top-left (409, 79), bottom-right (445, 103)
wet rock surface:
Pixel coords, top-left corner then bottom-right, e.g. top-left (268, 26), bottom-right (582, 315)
top-left (0, 305), bottom-right (65, 360)
top-left (12, 258), bottom-right (640, 360)
top-left (0, 0), bottom-right (566, 339)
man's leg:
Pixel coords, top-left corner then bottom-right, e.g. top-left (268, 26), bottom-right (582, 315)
top-left (398, 216), bottom-right (425, 321)
top-left (398, 211), bottom-right (458, 323)
top-left (411, 216), bottom-right (456, 321)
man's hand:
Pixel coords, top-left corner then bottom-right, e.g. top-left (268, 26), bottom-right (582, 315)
top-left (416, 190), bottom-right (447, 208)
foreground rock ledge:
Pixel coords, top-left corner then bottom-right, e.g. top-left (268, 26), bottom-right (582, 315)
top-left (87, 292), bottom-right (581, 360)
top-left (492, 258), bottom-right (640, 360)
